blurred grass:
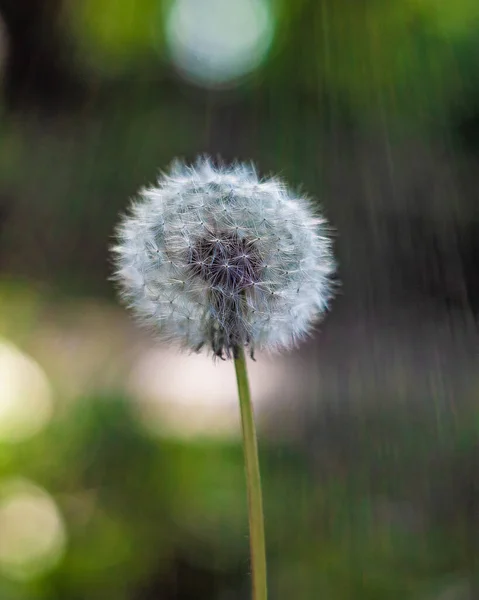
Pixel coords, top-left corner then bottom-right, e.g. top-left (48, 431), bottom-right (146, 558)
top-left (1, 379), bottom-right (477, 598)
top-left (1, 279), bottom-right (479, 598)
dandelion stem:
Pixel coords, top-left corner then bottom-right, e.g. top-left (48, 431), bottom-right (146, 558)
top-left (234, 347), bottom-right (267, 600)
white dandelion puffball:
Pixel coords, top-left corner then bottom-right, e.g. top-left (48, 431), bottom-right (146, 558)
top-left (113, 159), bottom-right (335, 358)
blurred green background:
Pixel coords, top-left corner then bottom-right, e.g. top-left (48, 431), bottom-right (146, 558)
top-left (1, 0), bottom-right (479, 598)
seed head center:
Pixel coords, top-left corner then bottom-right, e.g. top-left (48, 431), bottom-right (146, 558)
top-left (189, 231), bottom-right (263, 292)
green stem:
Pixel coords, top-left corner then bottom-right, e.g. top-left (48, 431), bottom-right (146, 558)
top-left (234, 347), bottom-right (267, 600)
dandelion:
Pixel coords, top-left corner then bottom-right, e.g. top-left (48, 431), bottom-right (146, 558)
top-left (113, 158), bottom-right (335, 359)
top-left (112, 158), bottom-right (336, 600)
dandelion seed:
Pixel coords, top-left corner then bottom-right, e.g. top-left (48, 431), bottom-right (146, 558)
top-left (112, 157), bottom-right (336, 359)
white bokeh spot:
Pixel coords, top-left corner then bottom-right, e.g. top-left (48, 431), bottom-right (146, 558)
top-left (165, 0), bottom-right (274, 86)
top-left (0, 339), bottom-right (53, 442)
top-left (0, 479), bottom-right (66, 580)
top-left (127, 347), bottom-right (297, 439)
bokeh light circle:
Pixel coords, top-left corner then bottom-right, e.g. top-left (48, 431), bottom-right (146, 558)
top-left (127, 347), bottom-right (296, 439)
top-left (165, 0), bottom-right (274, 87)
top-left (0, 339), bottom-right (53, 442)
top-left (0, 479), bottom-right (66, 580)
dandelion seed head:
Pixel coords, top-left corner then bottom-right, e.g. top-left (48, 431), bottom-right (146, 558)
top-left (112, 158), bottom-right (336, 358)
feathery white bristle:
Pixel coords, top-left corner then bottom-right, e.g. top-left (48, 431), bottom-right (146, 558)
top-left (112, 158), bottom-right (336, 358)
